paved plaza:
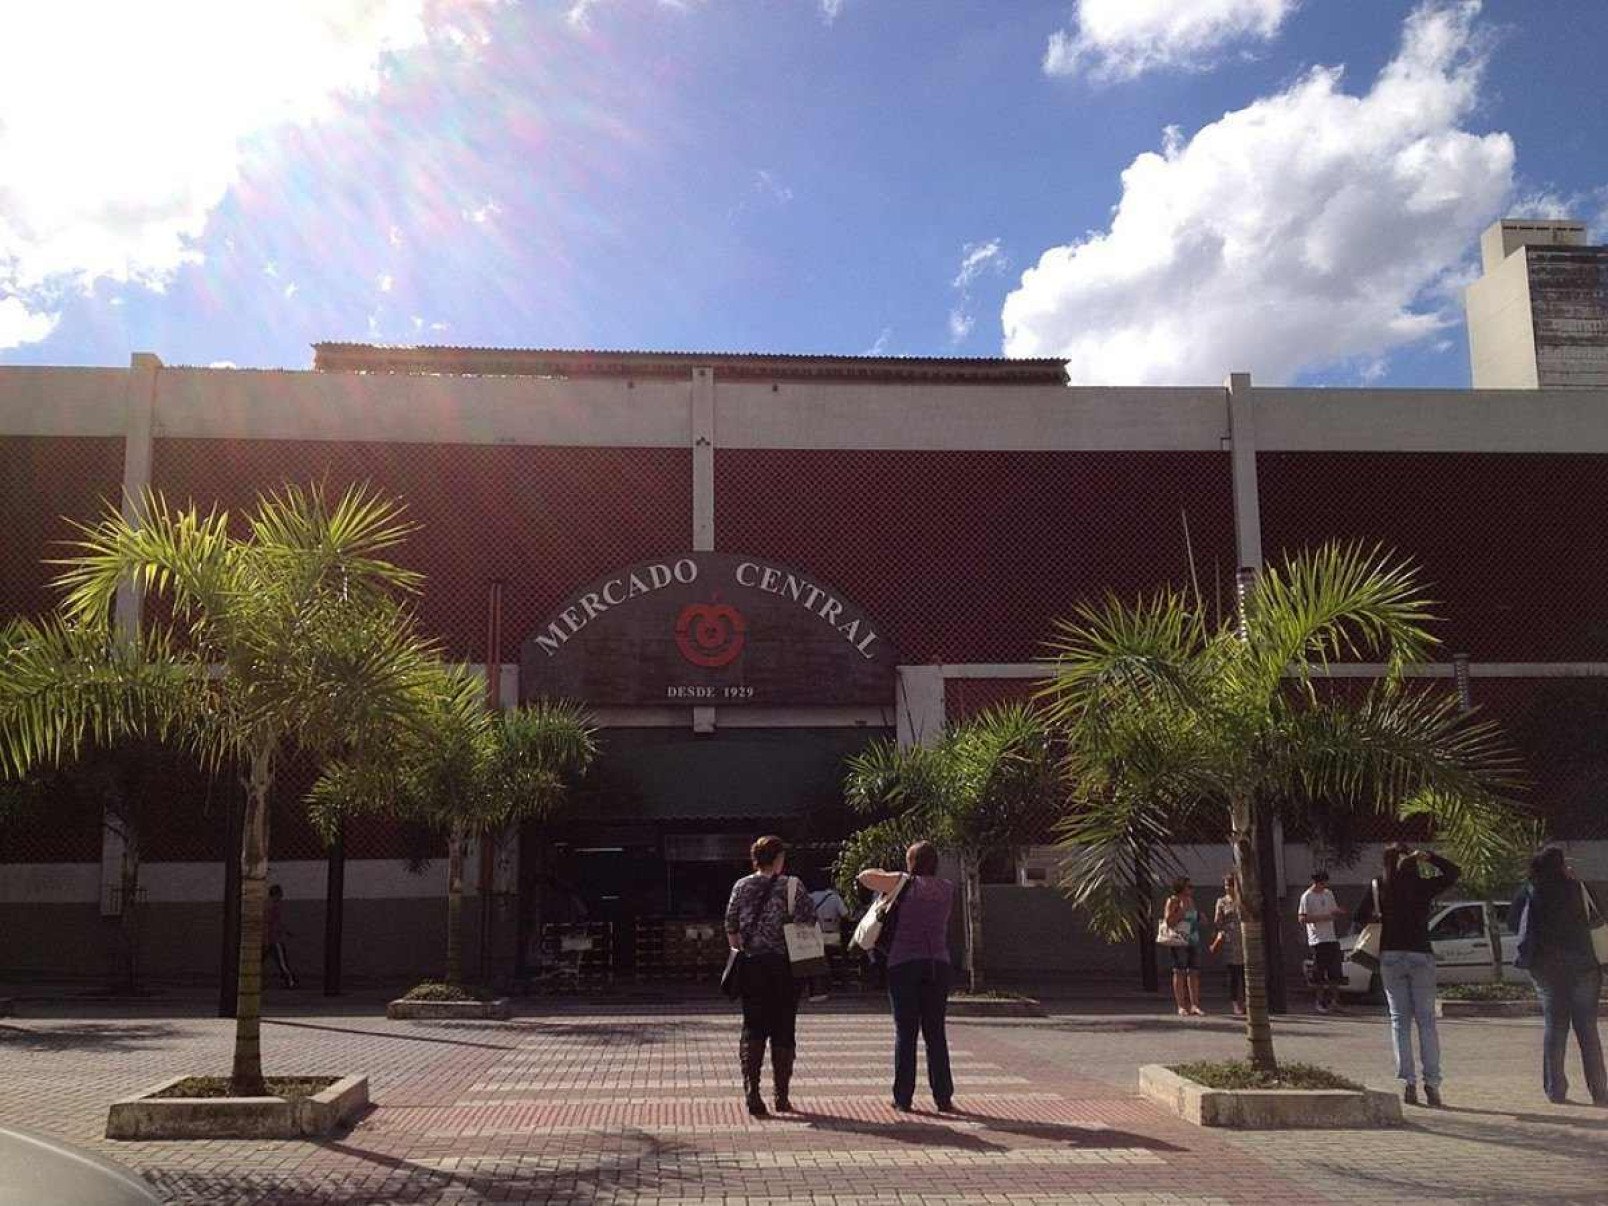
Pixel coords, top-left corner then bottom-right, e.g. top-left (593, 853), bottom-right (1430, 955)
top-left (2, 989), bottom-right (1607, 1204)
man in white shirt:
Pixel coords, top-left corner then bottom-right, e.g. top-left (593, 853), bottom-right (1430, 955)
top-left (1298, 870), bottom-right (1345, 1014)
top-left (808, 886), bottom-right (849, 1001)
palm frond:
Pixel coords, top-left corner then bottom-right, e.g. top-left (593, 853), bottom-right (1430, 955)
top-left (1245, 542), bottom-right (1437, 695)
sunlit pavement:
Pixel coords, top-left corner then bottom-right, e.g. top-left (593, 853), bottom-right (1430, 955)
top-left (1, 989), bottom-right (1605, 1204)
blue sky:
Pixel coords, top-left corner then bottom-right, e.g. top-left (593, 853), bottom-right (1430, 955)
top-left (1, 0), bottom-right (1604, 386)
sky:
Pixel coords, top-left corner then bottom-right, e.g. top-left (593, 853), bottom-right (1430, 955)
top-left (1, 0), bottom-right (1605, 387)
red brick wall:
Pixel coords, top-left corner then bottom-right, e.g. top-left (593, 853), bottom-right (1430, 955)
top-left (150, 440), bottom-right (693, 662)
top-left (0, 436), bottom-right (125, 621)
top-left (717, 450), bottom-right (1237, 664)
top-left (1259, 453), bottom-right (1608, 661)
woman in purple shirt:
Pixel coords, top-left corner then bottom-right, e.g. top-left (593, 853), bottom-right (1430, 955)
top-left (858, 840), bottom-right (956, 1112)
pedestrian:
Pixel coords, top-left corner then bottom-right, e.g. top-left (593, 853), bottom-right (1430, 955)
top-left (1354, 844), bottom-right (1460, 1107)
top-left (1299, 869), bottom-right (1345, 1014)
top-left (1160, 876), bottom-right (1205, 1016)
top-left (1510, 846), bottom-right (1607, 1105)
top-left (724, 834), bottom-right (817, 1117)
top-left (808, 882), bottom-right (849, 1001)
top-left (264, 883), bottom-right (296, 989)
top-left (857, 840), bottom-right (957, 1113)
top-left (1209, 871), bottom-right (1246, 1017)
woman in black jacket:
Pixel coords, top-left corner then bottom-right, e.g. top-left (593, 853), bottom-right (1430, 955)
top-left (1510, 847), bottom-right (1607, 1105)
top-left (1353, 844), bottom-right (1459, 1107)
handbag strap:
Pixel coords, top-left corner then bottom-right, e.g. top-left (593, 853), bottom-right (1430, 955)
top-left (786, 875), bottom-right (797, 917)
top-left (1582, 881), bottom-right (1603, 922)
top-left (740, 874), bottom-right (782, 947)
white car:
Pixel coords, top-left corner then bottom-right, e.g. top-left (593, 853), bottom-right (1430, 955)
top-left (0, 1124), bottom-right (164, 1205)
top-left (1303, 900), bottom-right (1523, 998)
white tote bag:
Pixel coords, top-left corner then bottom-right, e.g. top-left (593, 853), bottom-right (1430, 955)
top-left (1351, 879), bottom-right (1383, 971)
top-left (783, 878), bottom-right (830, 980)
top-left (851, 873), bottom-right (909, 954)
top-left (1582, 883), bottom-right (1608, 968)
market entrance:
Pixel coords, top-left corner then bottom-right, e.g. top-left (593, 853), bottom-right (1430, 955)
top-left (514, 551), bottom-right (898, 987)
top-left (517, 725), bottom-right (885, 984)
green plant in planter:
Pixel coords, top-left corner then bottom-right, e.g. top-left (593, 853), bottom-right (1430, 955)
top-left (403, 980), bottom-right (494, 1002)
top-left (1171, 1060), bottom-right (1363, 1092)
top-left (1039, 542), bottom-right (1530, 1075)
top-left (0, 485), bottom-right (441, 1097)
top-left (313, 669), bottom-right (595, 987)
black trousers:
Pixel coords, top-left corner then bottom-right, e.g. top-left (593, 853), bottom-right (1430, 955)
top-left (740, 952), bottom-right (799, 1049)
top-left (888, 958), bottom-right (953, 1106)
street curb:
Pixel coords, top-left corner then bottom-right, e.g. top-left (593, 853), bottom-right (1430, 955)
top-left (948, 996), bottom-right (1046, 1018)
top-left (1436, 998), bottom-right (1539, 1018)
top-left (1139, 1064), bottom-right (1402, 1129)
top-left (105, 1074), bottom-right (368, 1140)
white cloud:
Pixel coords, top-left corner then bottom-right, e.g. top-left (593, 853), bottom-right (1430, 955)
top-left (0, 297), bottom-right (58, 350)
top-left (953, 239), bottom-right (1005, 290)
top-left (566, 0), bottom-right (704, 30)
top-left (864, 326), bottom-right (893, 356)
top-left (948, 238), bottom-right (1006, 345)
top-left (378, 273), bottom-right (395, 293)
top-left (820, 0), bottom-right (848, 23)
top-left (753, 170), bottom-right (794, 205)
top-left (0, 2), bottom-right (484, 352)
top-left (1044, 0), bottom-right (1297, 82)
top-left (1004, 1), bottom-right (1514, 385)
top-left (462, 200), bottom-right (502, 225)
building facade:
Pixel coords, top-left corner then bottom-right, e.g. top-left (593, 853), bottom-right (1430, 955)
top-left (4, 226), bottom-right (1608, 987)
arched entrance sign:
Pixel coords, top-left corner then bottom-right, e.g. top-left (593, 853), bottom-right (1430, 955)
top-left (520, 553), bottom-right (898, 706)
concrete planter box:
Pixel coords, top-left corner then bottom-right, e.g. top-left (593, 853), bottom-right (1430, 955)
top-left (1139, 1064), bottom-right (1401, 1129)
top-left (386, 997), bottom-right (511, 1020)
top-left (106, 1074), bottom-right (368, 1140)
top-left (1436, 997), bottom-right (1539, 1018)
top-left (948, 995), bottom-right (1045, 1018)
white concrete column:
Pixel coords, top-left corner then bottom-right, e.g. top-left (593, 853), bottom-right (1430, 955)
top-left (1225, 371), bottom-right (1261, 573)
top-left (102, 353), bottom-right (161, 917)
top-left (692, 366), bottom-right (714, 552)
top-left (895, 666), bottom-right (945, 749)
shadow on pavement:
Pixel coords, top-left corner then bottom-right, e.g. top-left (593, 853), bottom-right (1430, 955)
top-left (263, 1017), bottom-right (522, 1051)
top-left (0, 1021), bottom-right (186, 1052)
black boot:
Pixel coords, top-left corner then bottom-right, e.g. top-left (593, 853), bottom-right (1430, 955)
top-left (773, 1044), bottom-right (796, 1112)
top-left (741, 1038), bottom-right (769, 1117)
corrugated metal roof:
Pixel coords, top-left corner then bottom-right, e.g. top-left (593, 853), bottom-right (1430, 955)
top-left (311, 342), bottom-right (1069, 385)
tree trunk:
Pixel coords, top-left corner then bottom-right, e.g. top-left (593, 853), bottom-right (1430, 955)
top-left (1485, 901), bottom-right (1505, 983)
top-left (1230, 790), bottom-right (1278, 1074)
top-left (218, 785), bottom-right (243, 1018)
top-left (1135, 840), bottom-right (1158, 992)
top-left (230, 742), bottom-right (273, 1096)
top-left (114, 815), bottom-right (141, 995)
top-left (446, 822), bottom-right (466, 987)
top-left (961, 853), bottom-right (983, 993)
top-left (323, 820), bottom-right (346, 997)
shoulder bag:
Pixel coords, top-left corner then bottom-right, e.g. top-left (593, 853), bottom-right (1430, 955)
top-left (1582, 883), bottom-right (1608, 968)
top-left (1351, 879), bottom-right (1383, 971)
top-left (720, 873), bottom-right (782, 999)
top-left (851, 873), bottom-right (909, 956)
top-left (783, 878), bottom-right (831, 980)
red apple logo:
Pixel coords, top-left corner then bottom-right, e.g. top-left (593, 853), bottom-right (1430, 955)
top-left (675, 596), bottom-right (747, 667)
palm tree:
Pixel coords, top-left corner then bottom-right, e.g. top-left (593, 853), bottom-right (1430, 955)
top-left (1038, 543), bottom-right (1528, 1073)
top-left (311, 666), bottom-right (596, 987)
top-left (840, 703), bottom-right (1053, 992)
top-left (0, 485), bottom-right (440, 1094)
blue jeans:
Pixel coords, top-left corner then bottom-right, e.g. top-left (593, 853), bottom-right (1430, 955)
top-left (1381, 950), bottom-right (1441, 1088)
top-left (1533, 965), bottom-right (1607, 1103)
top-left (888, 959), bottom-right (954, 1107)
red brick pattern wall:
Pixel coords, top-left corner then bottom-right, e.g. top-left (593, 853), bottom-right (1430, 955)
top-left (150, 439), bottom-right (693, 663)
top-left (1258, 453), bottom-right (1608, 661)
top-left (716, 450), bottom-right (1237, 664)
top-left (0, 435), bottom-right (125, 621)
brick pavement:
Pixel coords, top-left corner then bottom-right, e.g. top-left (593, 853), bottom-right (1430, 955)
top-left (0, 993), bottom-right (1605, 1204)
